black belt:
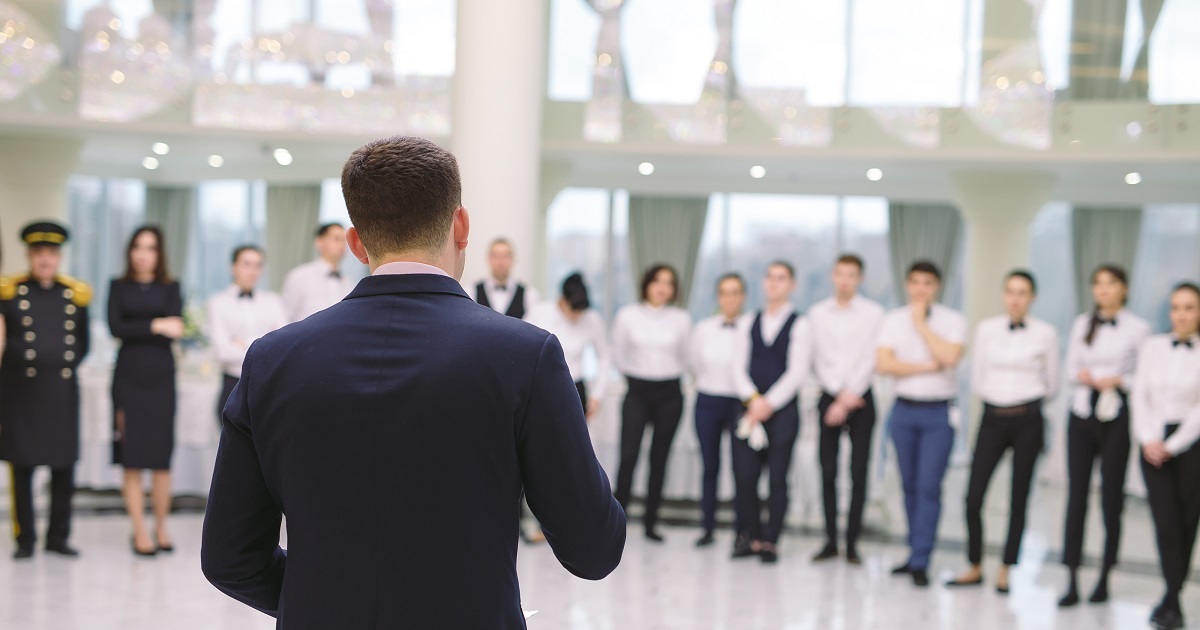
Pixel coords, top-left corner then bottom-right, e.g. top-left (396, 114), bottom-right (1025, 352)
top-left (895, 397), bottom-right (951, 407)
top-left (984, 400), bottom-right (1042, 418)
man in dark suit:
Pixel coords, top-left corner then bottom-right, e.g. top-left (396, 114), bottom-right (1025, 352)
top-left (201, 136), bottom-right (626, 629)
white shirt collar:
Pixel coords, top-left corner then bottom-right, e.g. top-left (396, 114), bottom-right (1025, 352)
top-left (373, 261), bottom-right (451, 278)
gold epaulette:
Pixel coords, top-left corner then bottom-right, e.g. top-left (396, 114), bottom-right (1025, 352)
top-left (0, 274), bottom-right (29, 301)
top-left (56, 274), bottom-right (93, 307)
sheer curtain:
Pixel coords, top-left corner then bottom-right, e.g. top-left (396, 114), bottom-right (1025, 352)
top-left (1071, 206), bottom-right (1143, 310)
top-left (265, 184), bottom-right (323, 291)
top-left (886, 202), bottom-right (962, 303)
top-left (627, 195), bottom-right (709, 306)
top-left (144, 185), bottom-right (195, 280)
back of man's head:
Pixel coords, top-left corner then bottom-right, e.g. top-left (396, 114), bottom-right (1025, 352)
top-left (341, 136), bottom-right (462, 259)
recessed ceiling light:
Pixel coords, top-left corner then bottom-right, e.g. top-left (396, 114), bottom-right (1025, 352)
top-left (866, 168), bottom-right (883, 181)
top-left (638, 162), bottom-right (654, 176)
top-left (142, 157), bottom-right (159, 170)
top-left (749, 165), bottom-right (766, 179)
top-left (207, 154), bottom-right (224, 168)
top-left (1126, 122), bottom-right (1142, 138)
top-left (273, 148), bottom-right (293, 166)
top-left (110, 70), bottom-right (125, 84)
top-left (152, 142), bottom-right (169, 155)
top-left (1125, 172), bottom-right (1141, 185)
top-left (341, 86), bottom-right (355, 98)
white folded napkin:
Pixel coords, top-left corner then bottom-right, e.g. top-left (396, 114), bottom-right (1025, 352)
top-left (1095, 388), bottom-right (1122, 422)
top-left (736, 417), bottom-right (768, 451)
top-left (1071, 387), bottom-right (1093, 419)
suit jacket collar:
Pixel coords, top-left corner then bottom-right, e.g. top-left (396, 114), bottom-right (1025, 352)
top-left (344, 273), bottom-right (472, 301)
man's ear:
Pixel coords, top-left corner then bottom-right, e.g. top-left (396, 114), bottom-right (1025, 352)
top-left (453, 207), bottom-right (470, 251)
top-left (346, 227), bottom-right (370, 264)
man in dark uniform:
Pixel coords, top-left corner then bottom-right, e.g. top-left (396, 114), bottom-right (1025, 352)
top-left (0, 221), bottom-right (91, 560)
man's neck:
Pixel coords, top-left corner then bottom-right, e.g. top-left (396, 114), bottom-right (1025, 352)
top-left (320, 256), bottom-right (340, 269)
top-left (33, 274), bottom-right (56, 289)
top-left (765, 299), bottom-right (790, 315)
top-left (235, 282), bottom-right (255, 293)
top-left (1009, 311), bottom-right (1028, 323)
top-left (834, 292), bottom-right (854, 307)
top-left (491, 274), bottom-right (510, 285)
top-left (369, 252), bottom-right (451, 276)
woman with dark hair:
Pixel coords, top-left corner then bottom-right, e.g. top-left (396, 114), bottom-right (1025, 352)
top-left (611, 264), bottom-right (691, 541)
top-left (1132, 282), bottom-right (1200, 630)
top-left (108, 225), bottom-right (183, 557)
top-left (1059, 264), bottom-right (1151, 607)
top-left (525, 272), bottom-right (610, 416)
top-left (948, 270), bottom-right (1058, 592)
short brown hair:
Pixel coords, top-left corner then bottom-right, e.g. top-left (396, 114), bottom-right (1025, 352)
top-left (836, 253), bottom-right (864, 272)
top-left (340, 136), bottom-right (462, 257)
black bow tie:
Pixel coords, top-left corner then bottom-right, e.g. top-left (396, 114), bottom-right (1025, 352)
top-left (328, 270), bottom-right (341, 280)
top-left (1009, 321), bottom-right (1026, 331)
top-left (238, 290), bottom-right (254, 299)
top-left (721, 321), bottom-right (737, 329)
top-left (1174, 338), bottom-right (1194, 349)
top-left (1098, 317), bottom-right (1117, 327)
top-left (494, 285), bottom-right (508, 292)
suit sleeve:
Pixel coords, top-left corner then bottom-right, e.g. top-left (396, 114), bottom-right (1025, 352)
top-left (201, 346), bottom-right (287, 617)
top-left (519, 335), bottom-right (626, 580)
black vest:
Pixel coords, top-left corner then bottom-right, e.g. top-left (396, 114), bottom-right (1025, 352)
top-left (475, 281), bottom-right (526, 319)
top-left (749, 310), bottom-right (799, 397)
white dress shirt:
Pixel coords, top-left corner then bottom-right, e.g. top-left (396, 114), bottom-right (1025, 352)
top-left (1065, 309), bottom-right (1151, 417)
top-left (526, 301), bottom-right (611, 394)
top-left (206, 285), bottom-right (288, 378)
top-left (808, 294), bottom-right (885, 397)
top-left (971, 314), bottom-right (1060, 407)
top-left (281, 258), bottom-right (356, 322)
top-left (690, 313), bottom-right (752, 398)
top-left (475, 276), bottom-right (542, 319)
top-left (877, 304), bottom-right (968, 401)
top-left (732, 304), bottom-right (813, 410)
top-left (1132, 334), bottom-right (1200, 455)
top-left (611, 303), bottom-right (691, 381)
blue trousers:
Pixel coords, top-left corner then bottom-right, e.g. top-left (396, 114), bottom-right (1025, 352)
top-left (890, 399), bottom-right (955, 570)
top-left (694, 393), bottom-right (742, 534)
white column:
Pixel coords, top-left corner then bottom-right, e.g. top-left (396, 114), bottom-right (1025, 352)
top-left (0, 134), bottom-right (83, 275)
top-left (452, 0), bottom-right (548, 290)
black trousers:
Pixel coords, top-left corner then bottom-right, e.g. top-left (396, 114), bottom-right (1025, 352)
top-left (731, 400), bottom-right (800, 544)
top-left (10, 465), bottom-right (74, 549)
top-left (575, 381), bottom-right (588, 411)
top-left (217, 374), bottom-right (239, 426)
top-left (1062, 392), bottom-right (1131, 569)
top-left (1144, 424), bottom-right (1200, 603)
top-left (614, 377), bottom-right (684, 532)
top-left (965, 403), bottom-right (1044, 565)
top-left (695, 393), bottom-right (742, 534)
top-left (817, 391), bottom-right (876, 550)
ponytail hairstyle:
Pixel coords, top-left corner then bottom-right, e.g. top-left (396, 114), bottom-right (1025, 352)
top-left (1084, 264), bottom-right (1128, 346)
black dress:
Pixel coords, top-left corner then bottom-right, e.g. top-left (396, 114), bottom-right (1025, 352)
top-left (108, 279), bottom-right (181, 470)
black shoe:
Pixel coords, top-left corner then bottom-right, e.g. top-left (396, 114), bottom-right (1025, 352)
top-left (1154, 608), bottom-right (1185, 630)
top-left (45, 543), bottom-right (80, 557)
top-left (846, 548), bottom-right (862, 565)
top-left (157, 543), bottom-right (175, 553)
top-left (891, 562), bottom-right (914, 575)
top-left (13, 546), bottom-right (34, 560)
top-left (1088, 582), bottom-right (1109, 604)
top-left (1057, 590), bottom-right (1080, 608)
top-left (945, 575), bottom-right (983, 588)
top-left (811, 544), bottom-right (839, 563)
top-left (911, 569), bottom-right (929, 587)
top-left (131, 537), bottom-right (157, 558)
top-left (644, 530), bottom-right (664, 543)
top-left (760, 544), bottom-right (778, 564)
top-left (695, 533), bottom-right (715, 548)
top-left (995, 583), bottom-right (1010, 595)
top-left (731, 534), bottom-right (757, 559)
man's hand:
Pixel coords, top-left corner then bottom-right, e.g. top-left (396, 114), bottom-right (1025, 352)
top-left (745, 396), bottom-right (774, 424)
top-left (835, 390), bottom-right (865, 410)
top-left (1143, 441), bottom-right (1173, 468)
top-left (586, 399), bottom-right (600, 421)
top-left (1094, 376), bottom-right (1123, 391)
top-left (824, 402), bottom-right (848, 428)
top-left (910, 300), bottom-right (930, 327)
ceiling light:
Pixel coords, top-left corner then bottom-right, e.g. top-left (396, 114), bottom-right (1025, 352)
top-left (110, 70), bottom-right (124, 84)
top-left (1126, 122), bottom-right (1142, 138)
top-left (749, 165), bottom-right (766, 179)
top-left (152, 142), bottom-right (169, 155)
top-left (638, 162), bottom-right (654, 176)
top-left (1125, 172), bottom-right (1141, 185)
top-left (273, 148), bottom-right (293, 166)
top-left (207, 154), bottom-right (224, 168)
top-left (142, 157), bottom-right (159, 170)
top-left (866, 168), bottom-right (883, 181)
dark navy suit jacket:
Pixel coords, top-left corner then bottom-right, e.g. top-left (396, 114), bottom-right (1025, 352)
top-left (201, 273), bottom-right (626, 629)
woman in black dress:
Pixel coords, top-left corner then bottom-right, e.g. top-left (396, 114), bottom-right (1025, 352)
top-left (108, 226), bottom-right (183, 556)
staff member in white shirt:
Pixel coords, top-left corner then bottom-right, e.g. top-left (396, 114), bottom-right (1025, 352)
top-left (472, 239), bottom-right (541, 320)
top-left (1059, 264), bottom-right (1151, 608)
top-left (281, 223), bottom-right (355, 322)
top-left (611, 264), bottom-right (691, 542)
top-left (688, 273), bottom-right (750, 548)
top-left (808, 254), bottom-right (885, 565)
top-left (731, 261), bottom-right (812, 564)
top-left (877, 260), bottom-right (967, 587)
top-left (206, 246), bottom-right (288, 425)
top-left (1132, 282), bottom-right (1200, 630)
top-left (526, 273), bottom-right (609, 417)
top-left (947, 270), bottom-right (1058, 593)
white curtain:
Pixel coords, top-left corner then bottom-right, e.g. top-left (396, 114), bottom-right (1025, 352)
top-left (265, 184), bottom-right (322, 292)
top-left (886, 202), bottom-right (963, 303)
top-left (627, 195), bottom-right (709, 306)
top-left (144, 185), bottom-right (195, 280)
top-left (1071, 206), bottom-right (1142, 310)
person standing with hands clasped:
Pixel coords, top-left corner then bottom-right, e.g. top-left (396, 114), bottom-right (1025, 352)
top-left (876, 260), bottom-right (967, 587)
top-left (1132, 283), bottom-right (1200, 630)
top-left (1058, 264), bottom-right (1150, 607)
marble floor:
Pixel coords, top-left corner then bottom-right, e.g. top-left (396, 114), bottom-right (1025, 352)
top-left (0, 494), bottom-right (1193, 630)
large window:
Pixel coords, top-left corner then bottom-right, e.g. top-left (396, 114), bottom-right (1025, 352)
top-left (66, 176), bottom-right (147, 320)
top-left (544, 188), bottom-right (634, 321)
top-left (1131, 205), bottom-right (1200, 332)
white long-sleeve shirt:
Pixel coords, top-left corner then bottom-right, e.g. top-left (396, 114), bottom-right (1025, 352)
top-left (611, 303), bottom-right (691, 381)
top-left (526, 301), bottom-right (611, 395)
top-left (472, 276), bottom-right (542, 319)
top-left (1064, 310), bottom-right (1151, 418)
top-left (807, 294), bottom-right (884, 397)
top-left (281, 258), bottom-right (356, 322)
top-left (1131, 334), bottom-right (1200, 455)
top-left (877, 304), bottom-right (968, 401)
top-left (732, 304), bottom-right (812, 410)
top-left (690, 313), bottom-right (752, 398)
top-left (206, 285), bottom-right (288, 378)
top-left (971, 314), bottom-right (1060, 407)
